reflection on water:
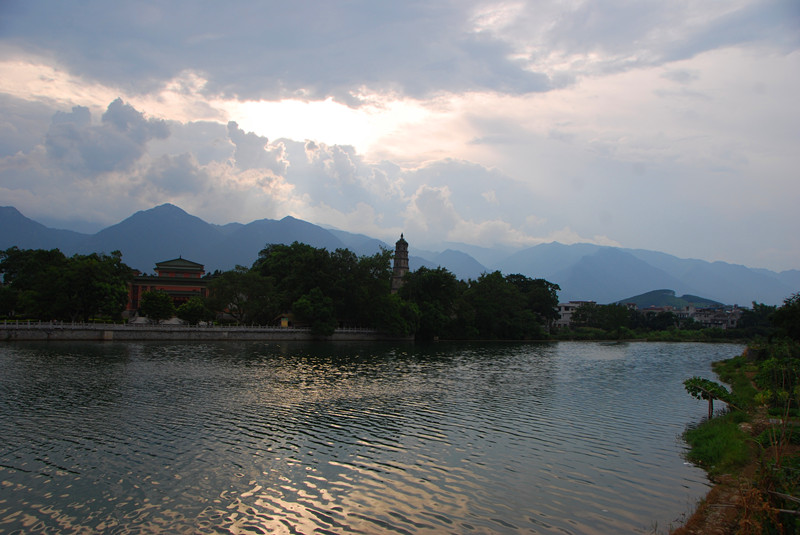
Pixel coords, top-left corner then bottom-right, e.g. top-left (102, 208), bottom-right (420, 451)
top-left (0, 341), bottom-right (743, 534)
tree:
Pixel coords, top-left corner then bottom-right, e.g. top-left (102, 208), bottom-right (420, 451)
top-left (736, 301), bottom-right (777, 337)
top-left (253, 242), bottom-right (399, 331)
top-left (372, 293), bottom-right (420, 337)
top-left (600, 304), bottom-right (630, 338)
top-left (253, 242), bottom-right (332, 312)
top-left (772, 293), bottom-right (800, 341)
top-left (571, 302), bottom-right (601, 328)
top-left (139, 291), bottom-right (176, 323)
top-left (0, 247), bottom-right (69, 319)
top-left (61, 251), bottom-right (132, 321)
top-left (293, 288), bottom-right (337, 337)
top-left (465, 271), bottom-right (536, 339)
top-left (206, 266), bottom-right (277, 324)
top-left (399, 266), bottom-right (461, 340)
top-left (176, 297), bottom-right (213, 325)
top-left (506, 274), bottom-right (560, 328)
top-left (684, 376), bottom-right (733, 419)
top-left (0, 247), bottom-right (132, 321)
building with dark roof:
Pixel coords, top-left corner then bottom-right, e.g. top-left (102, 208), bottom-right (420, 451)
top-left (127, 257), bottom-right (208, 313)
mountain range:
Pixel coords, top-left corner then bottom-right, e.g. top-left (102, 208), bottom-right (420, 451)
top-left (2, 204), bottom-right (798, 306)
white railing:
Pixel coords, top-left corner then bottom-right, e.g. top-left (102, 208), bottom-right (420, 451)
top-left (0, 319), bottom-right (378, 334)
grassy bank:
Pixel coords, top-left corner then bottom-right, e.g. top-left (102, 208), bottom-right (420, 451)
top-left (673, 341), bottom-right (800, 534)
top-left (552, 326), bottom-right (749, 342)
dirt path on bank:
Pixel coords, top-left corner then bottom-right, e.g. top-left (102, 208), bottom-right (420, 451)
top-left (671, 476), bottom-right (744, 534)
top-left (672, 413), bottom-right (796, 534)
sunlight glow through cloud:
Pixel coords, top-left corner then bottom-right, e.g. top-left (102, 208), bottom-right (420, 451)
top-left (226, 97), bottom-right (432, 157)
top-left (0, 0), bottom-right (797, 270)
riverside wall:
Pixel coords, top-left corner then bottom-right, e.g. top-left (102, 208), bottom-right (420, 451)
top-left (0, 321), bottom-right (410, 342)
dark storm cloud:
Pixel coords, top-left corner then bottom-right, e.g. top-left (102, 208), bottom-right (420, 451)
top-left (145, 153), bottom-right (210, 195)
top-left (44, 99), bottom-right (168, 174)
top-left (0, 95), bottom-right (59, 157)
top-left (533, 0), bottom-right (799, 73)
top-left (5, 1), bottom-right (794, 105)
top-left (2, 0), bottom-right (552, 103)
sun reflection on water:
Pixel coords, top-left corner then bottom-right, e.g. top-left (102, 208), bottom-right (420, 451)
top-left (0, 341), bottom-right (743, 534)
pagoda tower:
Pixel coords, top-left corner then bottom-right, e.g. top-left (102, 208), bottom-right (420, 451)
top-left (391, 233), bottom-right (409, 294)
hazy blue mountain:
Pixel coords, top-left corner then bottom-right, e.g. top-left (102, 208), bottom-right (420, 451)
top-left (408, 255), bottom-right (437, 272)
top-left (496, 242), bottom-right (602, 279)
top-left (615, 289), bottom-right (723, 309)
top-left (550, 248), bottom-right (697, 304)
top-left (406, 246), bottom-right (488, 281)
top-left (76, 204), bottom-right (226, 272)
top-left (494, 242), bottom-right (795, 305)
top-left (326, 229), bottom-right (390, 257)
top-left (0, 206), bottom-right (88, 252)
top-left (439, 241), bottom-right (516, 268)
top-left (774, 270), bottom-right (800, 292)
top-left (429, 249), bottom-right (488, 281)
top-left (215, 222), bottom-right (246, 236)
top-left (224, 216), bottom-right (347, 269)
top-left (626, 248), bottom-right (792, 306)
top-left (2, 204), bottom-right (797, 306)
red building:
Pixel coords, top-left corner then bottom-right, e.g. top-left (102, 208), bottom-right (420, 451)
top-left (127, 257), bottom-right (208, 313)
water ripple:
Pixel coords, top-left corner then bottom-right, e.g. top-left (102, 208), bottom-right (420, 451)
top-left (0, 341), bottom-right (742, 534)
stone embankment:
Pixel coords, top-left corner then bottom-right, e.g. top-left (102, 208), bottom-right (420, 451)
top-left (0, 321), bottom-right (407, 342)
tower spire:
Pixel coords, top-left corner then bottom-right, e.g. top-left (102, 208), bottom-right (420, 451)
top-left (391, 233), bottom-right (409, 294)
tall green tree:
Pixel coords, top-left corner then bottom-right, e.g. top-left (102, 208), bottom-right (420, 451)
top-left (465, 271), bottom-right (535, 339)
top-left (399, 266), bottom-right (461, 340)
top-left (506, 274), bottom-right (560, 328)
top-left (0, 247), bottom-right (132, 321)
top-left (62, 251), bottom-right (132, 321)
top-left (0, 247), bottom-right (68, 319)
top-left (293, 287), bottom-right (337, 337)
top-left (253, 242), bottom-right (332, 311)
top-left (372, 293), bottom-right (420, 337)
top-left (253, 242), bottom-right (400, 332)
top-left (176, 297), bottom-right (213, 325)
top-left (772, 293), bottom-right (800, 341)
top-left (206, 266), bottom-right (277, 324)
top-left (139, 291), bottom-right (176, 323)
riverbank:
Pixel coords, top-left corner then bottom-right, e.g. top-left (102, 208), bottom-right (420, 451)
top-left (0, 320), bottom-right (412, 342)
top-left (672, 345), bottom-right (800, 533)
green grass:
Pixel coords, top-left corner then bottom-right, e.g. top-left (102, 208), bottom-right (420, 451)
top-left (713, 355), bottom-right (759, 408)
top-left (683, 411), bottom-right (750, 476)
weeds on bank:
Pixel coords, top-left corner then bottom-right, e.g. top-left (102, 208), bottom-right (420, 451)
top-left (683, 410), bottom-right (751, 477)
top-left (681, 339), bottom-right (800, 533)
top-left (713, 355), bottom-right (759, 408)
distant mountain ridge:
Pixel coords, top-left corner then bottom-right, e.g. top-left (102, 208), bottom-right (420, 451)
top-left (614, 289), bottom-right (723, 309)
top-left (1, 204), bottom-right (797, 306)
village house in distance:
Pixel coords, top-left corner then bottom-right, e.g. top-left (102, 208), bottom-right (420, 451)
top-left (127, 257), bottom-right (208, 314)
top-left (555, 300), bottom-right (743, 330)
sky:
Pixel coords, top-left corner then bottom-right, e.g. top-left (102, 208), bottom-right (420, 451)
top-left (0, 1), bottom-right (798, 271)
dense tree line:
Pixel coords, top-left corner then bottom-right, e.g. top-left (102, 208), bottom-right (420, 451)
top-left (0, 247), bottom-right (132, 322)
top-left (563, 294), bottom-right (799, 340)
top-left (203, 242), bottom-right (560, 340)
top-left (0, 243), bottom-right (561, 339)
top-left (398, 267), bottom-right (560, 340)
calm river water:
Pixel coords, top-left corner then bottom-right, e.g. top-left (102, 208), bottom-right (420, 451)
top-left (0, 341), bottom-right (743, 534)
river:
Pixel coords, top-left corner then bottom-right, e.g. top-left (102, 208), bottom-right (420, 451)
top-left (0, 341), bottom-right (743, 534)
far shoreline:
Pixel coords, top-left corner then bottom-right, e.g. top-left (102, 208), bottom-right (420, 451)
top-left (0, 320), bottom-right (412, 342)
top-left (1, 320), bottom-right (749, 344)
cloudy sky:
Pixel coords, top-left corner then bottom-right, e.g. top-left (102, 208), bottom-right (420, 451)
top-left (1, 1), bottom-right (798, 270)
